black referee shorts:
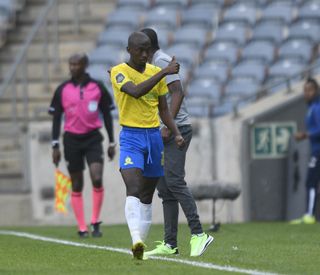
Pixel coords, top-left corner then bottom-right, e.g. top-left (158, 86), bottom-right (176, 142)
top-left (63, 130), bottom-right (104, 173)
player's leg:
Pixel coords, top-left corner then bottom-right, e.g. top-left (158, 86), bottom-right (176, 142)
top-left (63, 133), bottom-right (87, 236)
top-left (163, 125), bottom-right (213, 256)
top-left (121, 168), bottom-right (145, 259)
top-left (139, 176), bottom-right (159, 242)
top-left (157, 176), bottom-right (180, 250)
top-left (119, 127), bottom-right (147, 259)
top-left (305, 156), bottom-right (320, 223)
top-left (86, 131), bottom-right (105, 237)
top-left (164, 126), bottom-right (202, 234)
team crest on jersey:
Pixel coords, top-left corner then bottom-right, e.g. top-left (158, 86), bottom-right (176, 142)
top-left (124, 156), bottom-right (133, 166)
top-left (116, 73), bottom-right (125, 83)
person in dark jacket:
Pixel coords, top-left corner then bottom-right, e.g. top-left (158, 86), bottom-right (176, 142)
top-left (292, 77), bottom-right (320, 224)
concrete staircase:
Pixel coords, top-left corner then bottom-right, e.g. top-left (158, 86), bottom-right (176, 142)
top-left (0, 0), bottom-right (115, 224)
top-left (0, 0), bottom-right (116, 122)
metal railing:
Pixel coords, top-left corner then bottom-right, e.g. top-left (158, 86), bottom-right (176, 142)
top-left (0, 0), bottom-right (88, 193)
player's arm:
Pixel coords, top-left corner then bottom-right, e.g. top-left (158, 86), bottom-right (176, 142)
top-left (158, 95), bottom-right (185, 149)
top-left (121, 57), bottom-right (179, 99)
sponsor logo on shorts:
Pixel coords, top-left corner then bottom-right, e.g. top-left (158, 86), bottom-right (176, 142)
top-left (124, 156), bottom-right (133, 166)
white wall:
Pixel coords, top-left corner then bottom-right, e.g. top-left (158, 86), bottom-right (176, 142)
top-left (29, 118), bottom-right (231, 226)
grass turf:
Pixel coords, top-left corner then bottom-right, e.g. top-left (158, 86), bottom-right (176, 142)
top-left (0, 223), bottom-right (319, 275)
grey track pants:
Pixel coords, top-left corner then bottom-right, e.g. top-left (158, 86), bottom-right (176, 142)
top-left (157, 125), bottom-right (203, 248)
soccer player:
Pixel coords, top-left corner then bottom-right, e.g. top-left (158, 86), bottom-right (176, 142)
top-left (292, 77), bottom-right (320, 224)
top-left (110, 31), bottom-right (185, 260)
top-left (141, 28), bottom-right (214, 257)
top-left (49, 53), bottom-right (116, 237)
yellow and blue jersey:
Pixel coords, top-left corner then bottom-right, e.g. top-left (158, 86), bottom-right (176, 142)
top-left (110, 62), bottom-right (168, 128)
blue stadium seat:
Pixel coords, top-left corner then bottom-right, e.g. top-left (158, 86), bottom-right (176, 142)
top-left (252, 20), bottom-right (286, 44)
top-left (185, 97), bottom-right (215, 118)
top-left (298, 1), bottom-right (320, 21)
top-left (225, 77), bottom-right (260, 99)
top-left (189, 0), bottom-right (224, 8)
top-left (87, 64), bottom-right (111, 87)
top-left (260, 2), bottom-right (295, 24)
top-left (166, 44), bottom-right (200, 69)
top-left (88, 46), bottom-right (128, 67)
top-left (143, 7), bottom-right (179, 29)
top-left (205, 41), bottom-right (239, 64)
top-left (269, 58), bottom-right (306, 80)
top-left (214, 22), bottom-right (249, 45)
top-left (187, 79), bottom-right (222, 101)
top-left (279, 38), bottom-right (314, 63)
top-left (154, 0), bottom-right (188, 8)
top-left (223, 3), bottom-right (257, 26)
top-left (235, 0), bottom-right (269, 7)
top-left (142, 26), bottom-right (171, 48)
top-left (97, 27), bottom-right (131, 48)
top-left (181, 5), bottom-right (218, 30)
top-left (231, 60), bottom-right (267, 83)
top-left (105, 8), bottom-right (142, 29)
top-left (242, 40), bottom-right (275, 64)
top-left (193, 61), bottom-right (229, 83)
top-left (173, 26), bottom-right (209, 50)
top-left (289, 19), bottom-right (320, 43)
top-left (116, 0), bottom-right (151, 10)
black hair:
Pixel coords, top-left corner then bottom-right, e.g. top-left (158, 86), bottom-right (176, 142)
top-left (306, 77), bottom-right (319, 92)
top-left (69, 53), bottom-right (89, 66)
top-left (140, 28), bottom-right (160, 50)
top-left (127, 31), bottom-right (150, 48)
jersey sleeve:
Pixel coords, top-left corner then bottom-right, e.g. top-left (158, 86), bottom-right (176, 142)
top-left (110, 66), bottom-right (131, 92)
top-left (158, 77), bottom-right (168, 97)
top-left (48, 84), bottom-right (64, 116)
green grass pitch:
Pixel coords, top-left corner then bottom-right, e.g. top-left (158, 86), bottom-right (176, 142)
top-left (0, 223), bottom-right (319, 275)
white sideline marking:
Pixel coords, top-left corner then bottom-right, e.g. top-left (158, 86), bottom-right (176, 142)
top-left (0, 230), bottom-right (279, 275)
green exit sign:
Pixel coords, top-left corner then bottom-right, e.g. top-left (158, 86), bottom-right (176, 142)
top-left (251, 122), bottom-right (297, 159)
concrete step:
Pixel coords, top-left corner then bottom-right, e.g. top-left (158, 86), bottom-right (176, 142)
top-left (0, 40), bottom-right (96, 64)
top-left (17, 1), bottom-right (113, 25)
top-left (0, 100), bottom-right (51, 121)
top-left (1, 82), bottom-right (60, 100)
top-left (0, 157), bottom-right (22, 174)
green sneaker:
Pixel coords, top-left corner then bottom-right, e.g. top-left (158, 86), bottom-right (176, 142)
top-left (144, 241), bottom-right (179, 258)
top-left (290, 214), bottom-right (316, 225)
top-left (190, 233), bottom-right (214, 257)
top-left (131, 241), bottom-right (146, 260)
top-left (302, 214), bottom-right (316, 224)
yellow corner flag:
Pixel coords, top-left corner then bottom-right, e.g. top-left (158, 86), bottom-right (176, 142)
top-left (55, 169), bottom-right (72, 214)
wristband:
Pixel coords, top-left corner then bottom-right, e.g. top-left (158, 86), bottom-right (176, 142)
top-left (52, 140), bottom-right (59, 149)
top-left (109, 142), bottom-right (117, 147)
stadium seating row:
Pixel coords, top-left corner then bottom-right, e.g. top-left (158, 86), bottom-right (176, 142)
top-left (87, 0), bottom-right (320, 117)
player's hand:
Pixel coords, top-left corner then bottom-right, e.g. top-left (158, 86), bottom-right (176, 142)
top-left (174, 135), bottom-right (185, 149)
top-left (165, 56), bottom-right (180, 75)
top-left (52, 148), bottom-right (61, 167)
top-left (107, 144), bottom-right (116, 161)
top-left (161, 126), bottom-right (171, 143)
top-left (295, 132), bottom-right (308, 141)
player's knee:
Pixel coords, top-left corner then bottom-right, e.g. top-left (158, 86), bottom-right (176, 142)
top-left (92, 177), bottom-right (103, 188)
top-left (72, 182), bottom-right (83, 192)
top-left (126, 185), bottom-right (140, 197)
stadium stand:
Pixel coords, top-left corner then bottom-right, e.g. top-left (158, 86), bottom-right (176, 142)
top-left (84, 0), bottom-right (320, 118)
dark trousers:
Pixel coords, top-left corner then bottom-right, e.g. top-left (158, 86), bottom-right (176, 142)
top-left (157, 125), bottom-right (203, 247)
